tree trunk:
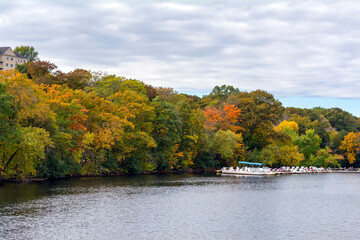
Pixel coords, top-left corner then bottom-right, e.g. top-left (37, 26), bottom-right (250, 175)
top-left (4, 148), bottom-right (21, 170)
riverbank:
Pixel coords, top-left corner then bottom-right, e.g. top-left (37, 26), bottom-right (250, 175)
top-left (2, 167), bottom-right (359, 184)
top-left (0, 168), bottom-right (216, 184)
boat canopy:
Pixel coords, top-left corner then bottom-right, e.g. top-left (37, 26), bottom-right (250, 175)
top-left (238, 161), bottom-right (263, 166)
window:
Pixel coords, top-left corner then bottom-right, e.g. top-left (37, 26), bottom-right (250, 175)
top-left (10, 64), bottom-right (13, 67)
top-left (11, 57), bottom-right (13, 61)
top-left (6, 63), bottom-right (8, 66)
top-left (6, 57), bottom-right (8, 60)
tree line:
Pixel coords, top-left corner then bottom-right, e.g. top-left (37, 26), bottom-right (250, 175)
top-left (1, 51), bottom-right (360, 179)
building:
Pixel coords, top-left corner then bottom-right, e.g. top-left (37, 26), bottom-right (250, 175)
top-left (0, 47), bottom-right (28, 71)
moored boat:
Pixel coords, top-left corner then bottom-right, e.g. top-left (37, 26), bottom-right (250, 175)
top-left (218, 163), bottom-right (332, 175)
top-left (220, 162), bottom-right (276, 175)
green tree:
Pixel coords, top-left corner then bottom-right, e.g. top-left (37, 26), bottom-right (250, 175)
top-left (232, 90), bottom-right (284, 149)
top-left (174, 101), bottom-right (206, 168)
top-left (201, 85), bottom-right (240, 107)
top-left (324, 108), bottom-right (360, 132)
top-left (89, 75), bottom-right (126, 98)
top-left (261, 143), bottom-right (304, 167)
top-left (208, 85), bottom-right (240, 100)
top-left (211, 130), bottom-right (243, 166)
top-left (15, 64), bottom-right (27, 74)
top-left (151, 97), bottom-right (182, 170)
top-left (293, 129), bottom-right (321, 160)
top-left (309, 108), bottom-right (332, 147)
top-left (14, 46), bottom-right (39, 61)
top-left (0, 83), bottom-right (16, 142)
top-left (307, 147), bottom-right (342, 168)
top-left (288, 113), bottom-right (317, 135)
top-left (2, 127), bottom-right (52, 179)
top-left (328, 129), bottom-right (348, 152)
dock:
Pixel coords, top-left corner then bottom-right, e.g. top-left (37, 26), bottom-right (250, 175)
top-left (216, 167), bottom-right (360, 175)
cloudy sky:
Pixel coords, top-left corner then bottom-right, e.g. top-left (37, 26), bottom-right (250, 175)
top-left (1, 0), bottom-right (360, 116)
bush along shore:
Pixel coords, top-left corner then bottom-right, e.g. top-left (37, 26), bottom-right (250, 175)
top-left (1, 60), bottom-right (360, 181)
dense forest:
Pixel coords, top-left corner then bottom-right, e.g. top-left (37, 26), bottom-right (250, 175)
top-left (1, 56), bottom-right (360, 179)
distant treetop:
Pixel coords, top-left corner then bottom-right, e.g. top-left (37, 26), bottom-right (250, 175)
top-left (208, 85), bottom-right (240, 99)
top-left (14, 45), bottom-right (39, 61)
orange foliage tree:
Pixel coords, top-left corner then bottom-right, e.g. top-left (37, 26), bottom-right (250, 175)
top-left (204, 104), bottom-right (241, 133)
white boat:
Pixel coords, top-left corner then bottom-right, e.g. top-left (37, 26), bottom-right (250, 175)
top-left (275, 166), bottom-right (331, 174)
top-left (220, 162), bottom-right (276, 176)
top-left (218, 163), bottom-right (332, 176)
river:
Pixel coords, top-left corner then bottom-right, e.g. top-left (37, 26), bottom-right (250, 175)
top-left (1, 173), bottom-right (360, 239)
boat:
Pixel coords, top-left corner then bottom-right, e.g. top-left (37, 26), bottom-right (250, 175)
top-left (220, 162), bottom-right (276, 176)
top-left (272, 166), bottom-right (332, 174)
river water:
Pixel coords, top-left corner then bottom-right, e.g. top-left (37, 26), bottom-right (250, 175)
top-left (1, 173), bottom-right (360, 240)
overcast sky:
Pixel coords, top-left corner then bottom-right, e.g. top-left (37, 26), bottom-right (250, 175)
top-left (1, 0), bottom-right (360, 116)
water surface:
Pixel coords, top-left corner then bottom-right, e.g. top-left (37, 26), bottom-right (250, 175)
top-left (1, 173), bottom-right (360, 239)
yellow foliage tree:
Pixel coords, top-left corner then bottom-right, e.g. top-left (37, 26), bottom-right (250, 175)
top-left (339, 132), bottom-right (360, 164)
top-left (274, 120), bottom-right (299, 133)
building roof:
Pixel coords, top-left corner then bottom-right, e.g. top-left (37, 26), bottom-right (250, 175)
top-left (14, 51), bottom-right (27, 59)
top-left (0, 47), bottom-right (11, 55)
top-left (0, 47), bottom-right (27, 59)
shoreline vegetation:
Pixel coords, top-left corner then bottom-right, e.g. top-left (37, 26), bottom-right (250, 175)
top-left (0, 168), bottom-right (215, 183)
top-left (1, 51), bottom-right (360, 181)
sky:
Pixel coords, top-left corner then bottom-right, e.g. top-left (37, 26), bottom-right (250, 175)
top-left (1, 0), bottom-right (360, 116)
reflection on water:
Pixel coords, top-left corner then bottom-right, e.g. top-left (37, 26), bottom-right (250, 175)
top-left (1, 173), bottom-right (360, 239)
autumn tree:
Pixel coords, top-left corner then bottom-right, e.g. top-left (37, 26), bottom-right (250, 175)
top-left (288, 114), bottom-right (317, 135)
top-left (145, 84), bottom-right (158, 101)
top-left (274, 120), bottom-right (299, 134)
top-left (26, 60), bottom-right (58, 85)
top-left (232, 90), bottom-right (284, 149)
top-left (202, 85), bottom-right (240, 106)
top-left (2, 127), bottom-right (52, 179)
top-left (261, 143), bottom-right (304, 167)
top-left (285, 107), bottom-right (331, 147)
top-left (109, 89), bottom-right (156, 173)
top-left (203, 104), bottom-right (241, 133)
top-left (203, 106), bottom-right (223, 131)
top-left (0, 71), bottom-right (54, 178)
top-left (307, 147), bottom-right (342, 168)
top-left (89, 75), bottom-right (148, 99)
top-left (211, 130), bottom-right (243, 166)
top-left (339, 132), bottom-right (360, 165)
top-left (174, 101), bottom-right (207, 169)
top-left (59, 69), bottom-right (92, 90)
top-left (155, 87), bottom-right (177, 101)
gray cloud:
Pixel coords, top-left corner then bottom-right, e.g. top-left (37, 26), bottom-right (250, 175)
top-left (1, 0), bottom-right (360, 98)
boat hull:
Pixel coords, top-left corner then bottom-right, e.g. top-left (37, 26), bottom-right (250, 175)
top-left (220, 170), bottom-right (276, 176)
